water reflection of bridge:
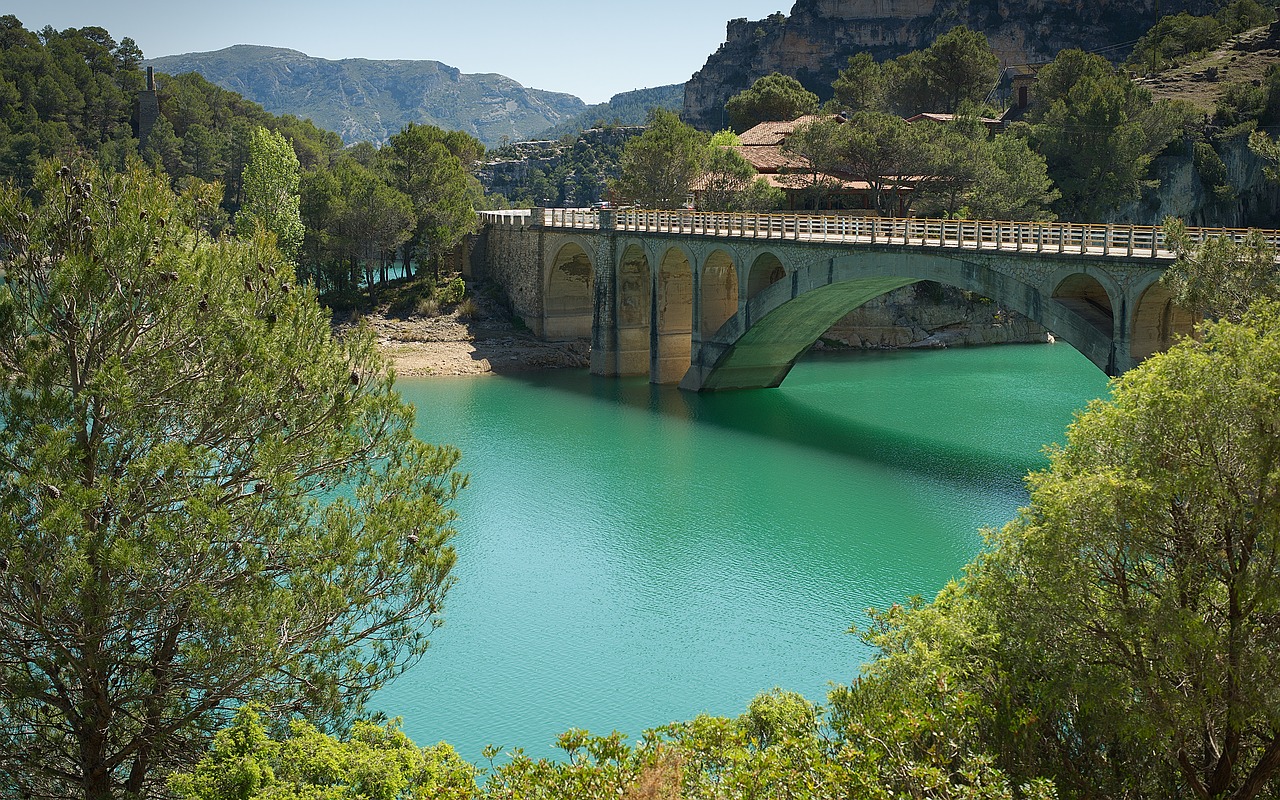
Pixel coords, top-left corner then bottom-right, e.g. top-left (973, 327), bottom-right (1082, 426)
top-left (474, 208), bottom-right (1270, 391)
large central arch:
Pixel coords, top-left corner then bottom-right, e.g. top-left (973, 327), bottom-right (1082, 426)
top-left (681, 251), bottom-right (1119, 391)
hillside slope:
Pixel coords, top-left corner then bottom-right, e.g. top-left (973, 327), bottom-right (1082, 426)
top-left (146, 45), bottom-right (586, 148)
top-left (1139, 20), bottom-right (1280, 112)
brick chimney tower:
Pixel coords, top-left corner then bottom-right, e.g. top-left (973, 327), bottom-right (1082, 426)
top-left (137, 66), bottom-right (159, 151)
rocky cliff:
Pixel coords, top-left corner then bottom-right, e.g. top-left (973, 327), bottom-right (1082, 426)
top-left (818, 283), bottom-right (1049, 352)
top-left (683, 0), bottom-right (1220, 129)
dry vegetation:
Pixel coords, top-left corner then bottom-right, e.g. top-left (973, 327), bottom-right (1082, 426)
top-left (1138, 21), bottom-right (1280, 112)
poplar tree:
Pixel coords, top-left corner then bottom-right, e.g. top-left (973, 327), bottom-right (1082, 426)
top-left (236, 126), bottom-right (305, 263)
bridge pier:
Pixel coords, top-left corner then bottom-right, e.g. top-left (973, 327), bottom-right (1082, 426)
top-left (589, 211), bottom-right (620, 377)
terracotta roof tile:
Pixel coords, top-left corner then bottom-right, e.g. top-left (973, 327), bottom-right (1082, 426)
top-left (736, 114), bottom-right (829, 146)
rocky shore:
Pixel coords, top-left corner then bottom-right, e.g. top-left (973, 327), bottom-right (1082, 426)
top-left (336, 293), bottom-right (590, 378)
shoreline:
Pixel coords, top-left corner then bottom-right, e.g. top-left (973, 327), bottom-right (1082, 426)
top-left (343, 307), bottom-right (590, 378)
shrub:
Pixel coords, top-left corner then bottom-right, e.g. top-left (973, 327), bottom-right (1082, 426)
top-left (438, 276), bottom-right (466, 306)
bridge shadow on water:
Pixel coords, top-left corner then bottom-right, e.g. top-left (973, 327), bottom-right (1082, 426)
top-left (497, 355), bottom-right (1047, 499)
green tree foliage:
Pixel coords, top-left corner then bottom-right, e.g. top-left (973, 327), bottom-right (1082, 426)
top-left (170, 705), bottom-right (478, 800)
top-left (483, 131), bottom-right (634, 208)
top-left (378, 123), bottom-right (483, 277)
top-left (301, 156), bottom-right (416, 293)
top-left (707, 129), bottom-right (741, 147)
top-left (1214, 72), bottom-right (1276, 127)
top-left (963, 132), bottom-right (1059, 220)
top-left (140, 113), bottom-right (183, 176)
top-left (0, 18), bottom-right (138, 182)
top-left (832, 53), bottom-right (884, 114)
top-left (784, 113), bottom-right (1056, 219)
top-left (830, 27), bottom-right (998, 117)
top-left (910, 116), bottom-right (1058, 220)
top-left (0, 16), bottom-right (342, 220)
top-left (828, 586), bottom-right (1058, 800)
top-left (1130, 12), bottom-right (1231, 71)
top-left (970, 301), bottom-right (1280, 799)
top-left (1162, 218), bottom-right (1280, 321)
top-left (724, 73), bottom-right (819, 132)
top-left (736, 177), bottom-right (787, 212)
top-left (1249, 126), bottom-right (1280, 183)
top-left (1217, 0), bottom-right (1277, 32)
top-left (0, 161), bottom-right (464, 798)
top-left (841, 112), bottom-right (918, 215)
top-left (697, 145), bottom-right (782, 212)
top-left (820, 296), bottom-right (1280, 800)
top-left (1192, 136), bottom-right (1238, 206)
top-left (908, 116), bottom-right (992, 217)
top-left (916, 27), bottom-right (1000, 114)
top-left (1028, 49), bottom-right (1190, 219)
top-left (614, 109), bottom-right (706, 209)
top-left (479, 687), bottom-right (1049, 800)
top-left (236, 126), bottom-right (305, 263)
top-left (697, 145), bottom-right (756, 211)
top-left (782, 115), bottom-right (853, 210)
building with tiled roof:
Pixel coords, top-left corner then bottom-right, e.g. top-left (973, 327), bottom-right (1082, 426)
top-left (724, 116), bottom-right (912, 213)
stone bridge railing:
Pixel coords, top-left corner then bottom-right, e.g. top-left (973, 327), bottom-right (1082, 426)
top-left (480, 208), bottom-right (1280, 261)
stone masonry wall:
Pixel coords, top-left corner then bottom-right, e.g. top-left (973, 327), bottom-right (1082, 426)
top-left (479, 217), bottom-right (545, 335)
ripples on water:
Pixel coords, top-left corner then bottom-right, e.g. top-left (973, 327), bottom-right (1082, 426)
top-left (376, 345), bottom-right (1110, 760)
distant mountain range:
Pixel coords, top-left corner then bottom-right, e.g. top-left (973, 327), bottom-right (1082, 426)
top-left (146, 45), bottom-right (591, 148)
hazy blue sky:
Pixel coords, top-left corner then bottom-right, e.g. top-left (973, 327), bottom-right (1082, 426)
top-left (5, 1), bottom-right (793, 103)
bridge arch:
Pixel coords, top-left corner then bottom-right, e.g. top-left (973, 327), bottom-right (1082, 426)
top-left (682, 251), bottom-right (1120, 391)
top-left (656, 246), bottom-right (695, 384)
top-left (616, 243), bottom-right (652, 376)
top-left (1048, 268), bottom-right (1119, 339)
top-left (746, 252), bottom-right (787, 301)
top-left (1130, 272), bottom-right (1197, 361)
top-left (545, 240), bottom-right (594, 340)
top-left (701, 249), bottom-right (739, 339)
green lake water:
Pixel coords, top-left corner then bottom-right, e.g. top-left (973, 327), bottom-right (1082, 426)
top-left (375, 344), bottom-right (1110, 761)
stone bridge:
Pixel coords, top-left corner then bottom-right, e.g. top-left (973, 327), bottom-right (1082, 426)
top-left (472, 208), bottom-right (1267, 391)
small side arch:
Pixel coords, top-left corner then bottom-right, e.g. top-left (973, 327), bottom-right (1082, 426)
top-left (701, 249), bottom-right (739, 338)
top-left (545, 240), bottom-right (594, 340)
top-left (1050, 271), bottom-right (1116, 338)
top-left (616, 243), bottom-right (652, 376)
top-left (656, 246), bottom-right (694, 384)
top-left (1130, 275), bottom-right (1197, 361)
top-left (746, 252), bottom-right (787, 301)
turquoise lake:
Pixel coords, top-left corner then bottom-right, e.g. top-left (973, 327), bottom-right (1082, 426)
top-left (374, 344), bottom-right (1111, 761)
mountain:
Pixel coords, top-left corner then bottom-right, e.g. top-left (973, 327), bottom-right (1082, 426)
top-left (533, 84), bottom-right (685, 140)
top-left (145, 45), bottom-right (586, 148)
top-left (683, 0), bottom-right (1222, 129)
